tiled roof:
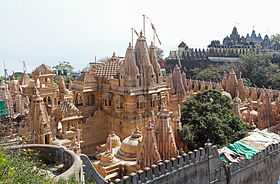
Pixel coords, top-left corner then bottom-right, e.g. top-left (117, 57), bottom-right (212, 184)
top-left (96, 57), bottom-right (122, 79)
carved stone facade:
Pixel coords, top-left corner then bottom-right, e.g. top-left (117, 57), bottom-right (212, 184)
top-left (93, 102), bottom-right (178, 181)
top-left (71, 33), bottom-right (174, 154)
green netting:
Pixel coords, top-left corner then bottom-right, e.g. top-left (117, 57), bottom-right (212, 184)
top-left (227, 141), bottom-right (259, 159)
top-left (0, 101), bottom-right (8, 117)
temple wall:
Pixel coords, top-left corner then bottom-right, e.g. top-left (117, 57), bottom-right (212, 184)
top-left (81, 110), bottom-right (109, 154)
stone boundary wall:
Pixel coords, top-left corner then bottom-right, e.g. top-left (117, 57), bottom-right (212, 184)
top-left (112, 145), bottom-right (219, 184)
top-left (8, 144), bottom-right (83, 182)
top-left (185, 78), bottom-right (280, 99)
top-left (168, 48), bottom-right (258, 60)
top-left (112, 143), bottom-right (280, 184)
top-left (80, 154), bottom-right (108, 184)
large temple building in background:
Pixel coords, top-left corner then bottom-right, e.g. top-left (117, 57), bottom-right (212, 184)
top-left (208, 26), bottom-right (280, 50)
top-left (166, 27), bottom-right (280, 75)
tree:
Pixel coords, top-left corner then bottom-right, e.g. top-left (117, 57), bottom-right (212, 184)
top-left (180, 90), bottom-right (247, 150)
top-left (156, 47), bottom-right (164, 59)
top-left (192, 66), bottom-right (222, 81)
top-left (191, 64), bottom-right (231, 81)
top-left (271, 72), bottom-right (280, 89)
top-left (239, 54), bottom-right (279, 88)
top-left (271, 34), bottom-right (280, 44)
top-left (53, 61), bottom-right (74, 76)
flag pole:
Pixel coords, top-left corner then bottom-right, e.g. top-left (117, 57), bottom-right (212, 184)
top-left (142, 14), bottom-right (145, 37)
top-left (131, 28), bottom-right (134, 46)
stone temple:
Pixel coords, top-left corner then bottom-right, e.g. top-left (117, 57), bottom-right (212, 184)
top-left (208, 26), bottom-right (280, 50)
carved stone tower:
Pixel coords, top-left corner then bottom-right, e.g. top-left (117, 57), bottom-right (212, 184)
top-left (137, 121), bottom-right (161, 169)
top-left (29, 88), bottom-right (52, 144)
top-left (157, 103), bottom-right (178, 160)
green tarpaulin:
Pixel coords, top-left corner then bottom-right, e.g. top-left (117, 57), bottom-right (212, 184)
top-left (227, 141), bottom-right (258, 160)
top-left (0, 101), bottom-right (8, 118)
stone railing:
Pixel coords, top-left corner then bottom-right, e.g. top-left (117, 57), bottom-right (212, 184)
top-left (8, 144), bottom-right (83, 182)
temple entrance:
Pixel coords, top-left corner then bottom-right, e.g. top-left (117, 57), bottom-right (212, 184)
top-left (45, 134), bottom-right (50, 144)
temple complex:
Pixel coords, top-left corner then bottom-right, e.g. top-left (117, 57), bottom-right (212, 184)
top-left (3, 26), bottom-right (280, 183)
top-left (169, 64), bottom-right (280, 132)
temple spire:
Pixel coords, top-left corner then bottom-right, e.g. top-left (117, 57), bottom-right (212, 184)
top-left (171, 65), bottom-right (186, 97)
top-left (134, 31), bottom-right (156, 88)
top-left (149, 41), bottom-right (162, 83)
top-left (157, 103), bottom-right (178, 160)
top-left (137, 121), bottom-right (161, 169)
top-left (119, 42), bottom-right (140, 87)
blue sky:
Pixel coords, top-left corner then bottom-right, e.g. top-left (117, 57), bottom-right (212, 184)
top-left (0, 0), bottom-right (279, 74)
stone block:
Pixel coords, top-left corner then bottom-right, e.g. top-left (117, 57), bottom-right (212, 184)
top-left (122, 176), bottom-right (130, 184)
top-left (151, 164), bottom-right (160, 177)
top-left (137, 169), bottom-right (145, 182)
top-left (164, 160), bottom-right (172, 172)
top-left (199, 147), bottom-right (205, 160)
top-left (188, 151), bottom-right (194, 163)
top-left (193, 149), bottom-right (200, 162)
top-left (130, 172), bottom-right (138, 184)
top-left (144, 167), bottom-right (153, 180)
top-left (158, 162), bottom-right (165, 174)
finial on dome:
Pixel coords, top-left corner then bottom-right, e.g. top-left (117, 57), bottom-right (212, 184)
top-left (129, 42), bottom-right (132, 48)
top-left (140, 31), bottom-right (143, 37)
top-left (112, 52), bottom-right (116, 57)
top-left (151, 41), bottom-right (154, 47)
top-left (230, 67), bottom-right (236, 74)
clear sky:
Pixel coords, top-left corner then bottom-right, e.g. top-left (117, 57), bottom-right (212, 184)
top-left (0, 0), bottom-right (279, 74)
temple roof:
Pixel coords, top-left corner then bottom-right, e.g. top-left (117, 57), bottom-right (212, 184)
top-left (96, 54), bottom-right (122, 79)
top-left (32, 64), bottom-right (54, 75)
top-left (178, 41), bottom-right (187, 48)
top-left (59, 100), bottom-right (80, 117)
top-left (19, 73), bottom-right (31, 86)
top-left (116, 128), bottom-right (142, 161)
top-left (149, 42), bottom-right (161, 74)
